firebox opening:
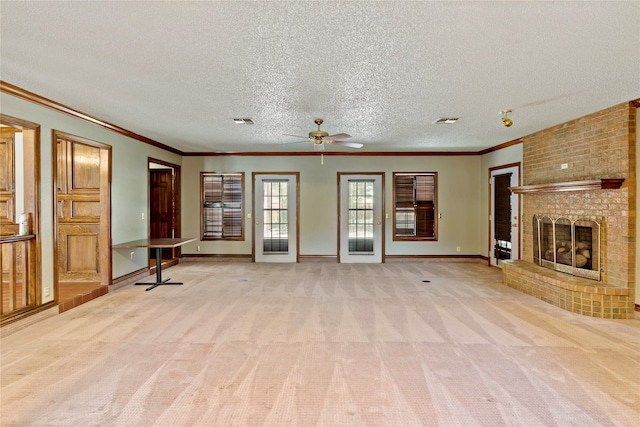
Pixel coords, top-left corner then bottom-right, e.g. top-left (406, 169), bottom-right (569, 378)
top-left (533, 215), bottom-right (601, 281)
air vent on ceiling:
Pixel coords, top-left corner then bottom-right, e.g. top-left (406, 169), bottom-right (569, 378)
top-left (433, 118), bottom-right (459, 124)
top-left (233, 118), bottom-right (254, 124)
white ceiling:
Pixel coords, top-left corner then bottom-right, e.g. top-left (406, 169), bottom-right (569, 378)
top-left (1, 1), bottom-right (639, 154)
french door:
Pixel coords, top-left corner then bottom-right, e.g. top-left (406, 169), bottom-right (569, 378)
top-left (490, 164), bottom-right (520, 267)
top-left (253, 173), bottom-right (299, 263)
top-left (338, 173), bottom-right (384, 263)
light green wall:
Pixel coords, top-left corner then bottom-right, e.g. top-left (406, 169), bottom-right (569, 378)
top-left (1, 92), bottom-right (182, 301)
top-left (181, 154), bottom-right (484, 257)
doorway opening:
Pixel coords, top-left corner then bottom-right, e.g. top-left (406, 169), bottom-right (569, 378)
top-left (489, 163), bottom-right (520, 267)
top-left (338, 173), bottom-right (385, 263)
top-left (148, 158), bottom-right (181, 271)
top-left (1, 115), bottom-right (43, 323)
top-left (253, 173), bottom-right (299, 263)
top-left (53, 131), bottom-right (111, 311)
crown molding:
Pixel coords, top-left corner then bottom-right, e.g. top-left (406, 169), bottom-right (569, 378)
top-left (2, 81), bottom-right (526, 157)
top-left (182, 150), bottom-right (479, 157)
top-left (0, 81), bottom-right (184, 156)
top-left (477, 138), bottom-right (523, 155)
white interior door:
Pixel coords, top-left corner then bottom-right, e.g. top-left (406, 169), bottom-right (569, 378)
top-left (254, 174), bottom-right (298, 263)
top-left (339, 174), bottom-right (383, 263)
top-left (490, 165), bottom-right (520, 267)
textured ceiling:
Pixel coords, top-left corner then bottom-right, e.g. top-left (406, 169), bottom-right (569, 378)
top-left (1, 1), bottom-right (639, 153)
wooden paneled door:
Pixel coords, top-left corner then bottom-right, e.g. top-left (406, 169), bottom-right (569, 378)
top-left (54, 132), bottom-right (111, 285)
top-left (150, 168), bottom-right (175, 260)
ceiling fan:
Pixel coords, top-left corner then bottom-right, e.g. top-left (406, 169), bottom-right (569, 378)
top-left (284, 118), bottom-right (363, 151)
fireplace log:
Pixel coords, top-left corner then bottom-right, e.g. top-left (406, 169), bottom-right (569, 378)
top-left (557, 251), bottom-right (572, 265)
top-left (576, 254), bottom-right (588, 268)
top-left (545, 249), bottom-right (554, 260)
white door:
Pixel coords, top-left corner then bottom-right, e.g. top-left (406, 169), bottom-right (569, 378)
top-left (339, 174), bottom-right (384, 263)
top-left (490, 165), bottom-right (520, 267)
top-left (254, 173), bottom-right (298, 263)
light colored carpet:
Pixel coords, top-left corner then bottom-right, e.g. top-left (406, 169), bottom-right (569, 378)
top-left (1, 261), bottom-right (639, 426)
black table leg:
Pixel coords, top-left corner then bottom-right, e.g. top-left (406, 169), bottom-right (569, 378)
top-left (135, 247), bottom-right (183, 291)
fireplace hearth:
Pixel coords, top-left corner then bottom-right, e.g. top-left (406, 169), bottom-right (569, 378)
top-left (532, 215), bottom-right (600, 281)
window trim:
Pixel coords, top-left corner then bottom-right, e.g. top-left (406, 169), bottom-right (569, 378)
top-left (200, 172), bottom-right (244, 241)
top-left (392, 172), bottom-right (438, 241)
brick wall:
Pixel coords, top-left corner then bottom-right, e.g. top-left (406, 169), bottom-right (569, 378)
top-left (521, 102), bottom-right (636, 292)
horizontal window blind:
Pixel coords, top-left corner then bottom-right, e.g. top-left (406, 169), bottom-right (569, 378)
top-left (202, 173), bottom-right (243, 239)
top-left (393, 173), bottom-right (437, 240)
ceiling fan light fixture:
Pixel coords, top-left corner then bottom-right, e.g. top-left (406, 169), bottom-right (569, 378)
top-left (309, 130), bottom-right (329, 139)
top-left (283, 118), bottom-right (362, 152)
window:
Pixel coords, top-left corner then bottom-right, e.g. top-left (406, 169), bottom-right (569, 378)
top-left (393, 173), bottom-right (437, 240)
top-left (201, 172), bottom-right (244, 240)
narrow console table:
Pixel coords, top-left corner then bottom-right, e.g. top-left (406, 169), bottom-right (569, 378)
top-left (113, 237), bottom-right (196, 291)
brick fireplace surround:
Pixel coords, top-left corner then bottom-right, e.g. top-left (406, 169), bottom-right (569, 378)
top-left (503, 101), bottom-right (637, 319)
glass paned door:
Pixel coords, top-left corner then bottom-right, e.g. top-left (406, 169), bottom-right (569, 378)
top-left (339, 174), bottom-right (383, 263)
top-left (262, 180), bottom-right (289, 253)
top-left (348, 180), bottom-right (374, 253)
top-left (254, 174), bottom-right (298, 263)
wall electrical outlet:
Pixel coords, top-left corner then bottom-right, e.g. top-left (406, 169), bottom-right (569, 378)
top-left (44, 288), bottom-right (51, 297)
top-left (561, 163), bottom-right (568, 169)
top-left (456, 246), bottom-right (461, 253)
top-left (196, 245), bottom-right (201, 252)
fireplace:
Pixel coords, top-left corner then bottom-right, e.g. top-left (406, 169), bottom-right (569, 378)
top-left (532, 215), bottom-right (600, 281)
top-left (499, 102), bottom-right (634, 319)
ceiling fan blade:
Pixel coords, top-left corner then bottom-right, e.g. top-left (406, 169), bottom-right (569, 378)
top-left (327, 140), bottom-right (363, 148)
top-left (283, 133), bottom-right (309, 139)
top-left (326, 133), bottom-right (351, 140)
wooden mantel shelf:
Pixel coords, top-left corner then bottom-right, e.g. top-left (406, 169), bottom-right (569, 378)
top-left (510, 178), bottom-right (625, 194)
